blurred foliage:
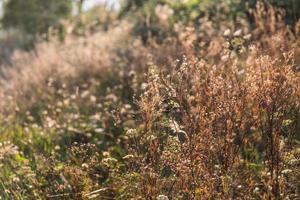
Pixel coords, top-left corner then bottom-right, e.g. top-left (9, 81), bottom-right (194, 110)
top-left (120, 0), bottom-right (300, 43)
top-left (268, 0), bottom-right (300, 25)
top-left (119, 0), bottom-right (247, 43)
top-left (1, 0), bottom-right (72, 40)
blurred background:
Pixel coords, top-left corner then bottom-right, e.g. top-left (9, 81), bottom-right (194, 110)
top-left (0, 0), bottom-right (299, 64)
top-left (0, 0), bottom-right (120, 64)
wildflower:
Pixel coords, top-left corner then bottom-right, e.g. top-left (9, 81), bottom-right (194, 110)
top-left (233, 29), bottom-right (242, 37)
top-left (243, 33), bottom-right (251, 40)
top-left (281, 169), bottom-right (292, 174)
top-left (86, 133), bottom-right (92, 138)
top-left (90, 95), bottom-right (97, 103)
top-left (253, 187), bottom-right (260, 193)
top-left (221, 54), bottom-right (229, 61)
top-left (81, 163), bottom-right (89, 169)
top-left (105, 94), bottom-right (118, 102)
top-left (223, 29), bottom-right (231, 37)
top-left (124, 104), bottom-right (132, 109)
top-left (141, 82), bottom-right (148, 90)
top-left (81, 90), bottom-right (90, 98)
top-left (103, 151), bottom-right (110, 157)
top-left (55, 108), bottom-right (62, 113)
top-left (126, 129), bottom-right (138, 138)
top-left (63, 99), bottom-right (70, 106)
top-left (129, 70), bottom-right (136, 77)
top-left (157, 195), bottom-right (169, 200)
top-left (95, 128), bottom-right (104, 133)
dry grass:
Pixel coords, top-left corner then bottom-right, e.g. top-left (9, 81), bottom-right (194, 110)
top-left (0, 2), bottom-right (299, 200)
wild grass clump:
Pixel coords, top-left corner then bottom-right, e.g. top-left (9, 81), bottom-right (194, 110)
top-left (130, 48), bottom-right (299, 199)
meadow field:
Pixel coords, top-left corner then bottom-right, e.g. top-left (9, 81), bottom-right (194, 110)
top-left (0, 0), bottom-right (299, 199)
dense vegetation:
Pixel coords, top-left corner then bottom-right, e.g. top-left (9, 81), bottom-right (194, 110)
top-left (0, 0), bottom-right (299, 199)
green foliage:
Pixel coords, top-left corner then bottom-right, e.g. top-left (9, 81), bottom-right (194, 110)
top-left (2, 0), bottom-right (72, 39)
top-left (263, 0), bottom-right (300, 24)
